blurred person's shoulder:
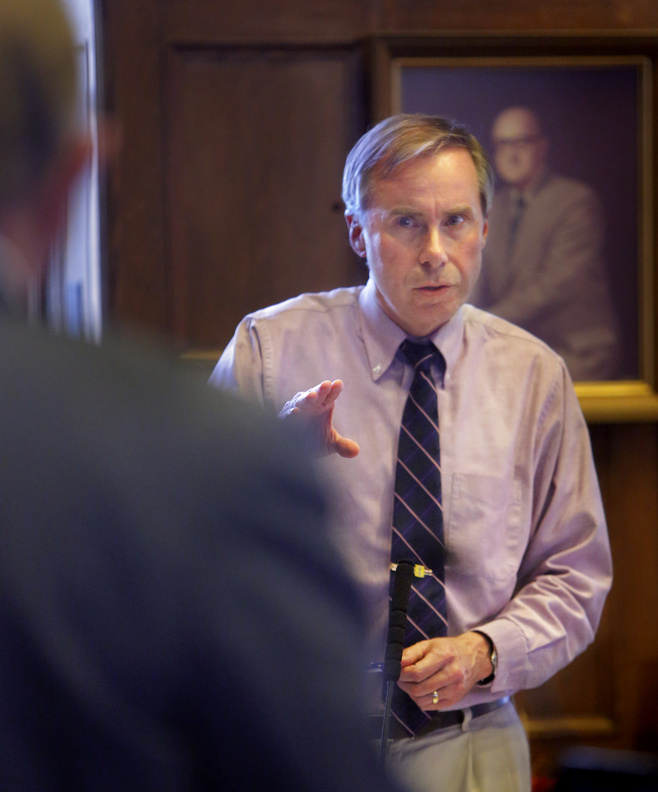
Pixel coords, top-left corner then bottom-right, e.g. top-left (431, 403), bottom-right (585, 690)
top-left (0, 317), bottom-right (318, 488)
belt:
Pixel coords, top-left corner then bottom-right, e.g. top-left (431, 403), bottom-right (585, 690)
top-left (368, 696), bottom-right (511, 741)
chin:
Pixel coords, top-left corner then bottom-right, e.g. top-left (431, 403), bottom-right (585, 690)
top-left (407, 319), bottom-right (448, 338)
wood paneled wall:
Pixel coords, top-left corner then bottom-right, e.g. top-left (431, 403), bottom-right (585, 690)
top-left (165, 44), bottom-right (365, 348)
top-left (102, 0), bottom-right (658, 776)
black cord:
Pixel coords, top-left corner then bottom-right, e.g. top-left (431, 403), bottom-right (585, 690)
top-left (380, 680), bottom-right (395, 764)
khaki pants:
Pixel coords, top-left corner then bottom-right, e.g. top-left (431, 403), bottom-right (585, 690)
top-left (385, 700), bottom-right (531, 792)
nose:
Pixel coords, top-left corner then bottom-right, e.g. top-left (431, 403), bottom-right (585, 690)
top-left (419, 226), bottom-right (447, 268)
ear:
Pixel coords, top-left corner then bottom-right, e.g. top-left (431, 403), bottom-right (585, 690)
top-left (481, 215), bottom-right (489, 249)
top-left (345, 213), bottom-right (367, 258)
top-left (35, 134), bottom-right (93, 241)
top-left (35, 119), bottom-right (121, 243)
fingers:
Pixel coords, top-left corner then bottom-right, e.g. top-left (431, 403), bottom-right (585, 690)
top-left (306, 380), bottom-right (341, 402)
top-left (398, 672), bottom-right (459, 711)
top-left (408, 680), bottom-right (464, 709)
top-left (278, 380), bottom-right (359, 458)
top-left (314, 380), bottom-right (344, 411)
top-left (397, 676), bottom-right (444, 710)
top-left (399, 639), bottom-right (451, 704)
top-left (421, 689), bottom-right (442, 710)
top-left (398, 641), bottom-right (444, 705)
top-left (281, 381), bottom-right (343, 418)
top-left (397, 636), bottom-right (480, 710)
top-left (400, 640), bottom-right (432, 669)
top-left (296, 381), bottom-right (333, 410)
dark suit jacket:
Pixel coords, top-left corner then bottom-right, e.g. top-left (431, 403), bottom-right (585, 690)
top-left (0, 319), bottom-right (400, 792)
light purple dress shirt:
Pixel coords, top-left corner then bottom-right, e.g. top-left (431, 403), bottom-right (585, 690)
top-left (210, 278), bottom-right (612, 710)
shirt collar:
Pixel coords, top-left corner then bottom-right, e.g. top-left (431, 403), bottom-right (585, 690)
top-left (358, 278), bottom-right (406, 381)
top-left (357, 277), bottom-right (465, 382)
top-left (429, 308), bottom-right (464, 378)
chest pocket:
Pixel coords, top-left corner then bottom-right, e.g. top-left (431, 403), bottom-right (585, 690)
top-left (446, 473), bottom-right (524, 581)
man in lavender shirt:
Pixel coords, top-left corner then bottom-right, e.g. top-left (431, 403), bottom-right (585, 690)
top-left (210, 115), bottom-right (612, 792)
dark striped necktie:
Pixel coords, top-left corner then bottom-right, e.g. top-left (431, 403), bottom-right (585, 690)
top-left (389, 339), bottom-right (448, 737)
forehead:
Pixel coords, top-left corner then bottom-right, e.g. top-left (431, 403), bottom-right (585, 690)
top-left (492, 110), bottom-right (540, 140)
top-left (369, 148), bottom-right (481, 209)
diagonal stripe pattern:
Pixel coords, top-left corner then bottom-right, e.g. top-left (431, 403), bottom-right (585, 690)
top-left (389, 340), bottom-right (447, 737)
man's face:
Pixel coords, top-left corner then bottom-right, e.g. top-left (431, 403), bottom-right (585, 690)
top-left (491, 108), bottom-right (547, 191)
top-left (346, 148), bottom-right (488, 338)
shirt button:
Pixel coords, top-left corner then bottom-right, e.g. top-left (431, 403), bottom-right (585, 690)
top-left (373, 364), bottom-right (382, 376)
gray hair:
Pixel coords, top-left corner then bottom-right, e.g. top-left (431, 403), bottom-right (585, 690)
top-left (0, 0), bottom-right (77, 207)
top-left (342, 114), bottom-right (494, 217)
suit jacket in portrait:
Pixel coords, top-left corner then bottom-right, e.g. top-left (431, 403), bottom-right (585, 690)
top-left (472, 171), bottom-right (620, 381)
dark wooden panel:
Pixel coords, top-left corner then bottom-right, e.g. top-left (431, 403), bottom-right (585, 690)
top-left (102, 0), bottom-right (169, 334)
top-left (165, 45), bottom-right (366, 351)
top-left (600, 423), bottom-right (658, 746)
top-left (162, 0), bottom-right (373, 42)
top-left (379, 0), bottom-right (658, 30)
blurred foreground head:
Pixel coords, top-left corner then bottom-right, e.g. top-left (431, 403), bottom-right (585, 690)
top-left (0, 0), bottom-right (92, 306)
top-left (0, 0), bottom-right (78, 208)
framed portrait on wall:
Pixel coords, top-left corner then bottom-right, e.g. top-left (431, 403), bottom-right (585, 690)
top-left (370, 34), bottom-right (658, 422)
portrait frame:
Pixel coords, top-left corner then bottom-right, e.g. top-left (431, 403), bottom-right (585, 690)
top-left (370, 33), bottom-right (658, 422)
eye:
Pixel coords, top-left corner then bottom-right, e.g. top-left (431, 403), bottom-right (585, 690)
top-left (445, 214), bottom-right (465, 227)
top-left (397, 215), bottom-right (415, 228)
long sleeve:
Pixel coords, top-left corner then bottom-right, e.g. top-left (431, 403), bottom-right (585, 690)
top-left (474, 367), bottom-right (611, 697)
top-left (440, 331), bottom-right (612, 706)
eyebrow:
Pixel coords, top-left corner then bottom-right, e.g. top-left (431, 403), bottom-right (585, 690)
top-left (386, 204), bottom-right (475, 216)
top-left (493, 133), bottom-right (541, 144)
top-left (387, 205), bottom-right (421, 216)
top-left (447, 204), bottom-right (475, 216)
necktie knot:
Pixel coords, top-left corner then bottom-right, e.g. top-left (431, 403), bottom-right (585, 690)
top-left (400, 340), bottom-right (445, 377)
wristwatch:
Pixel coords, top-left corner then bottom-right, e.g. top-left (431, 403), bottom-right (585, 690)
top-left (473, 630), bottom-right (497, 685)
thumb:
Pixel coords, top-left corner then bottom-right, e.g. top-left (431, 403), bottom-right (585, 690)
top-left (400, 640), bottom-right (431, 668)
top-left (332, 432), bottom-right (360, 458)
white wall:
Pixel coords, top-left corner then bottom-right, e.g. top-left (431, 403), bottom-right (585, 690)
top-left (49, 0), bottom-right (103, 341)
